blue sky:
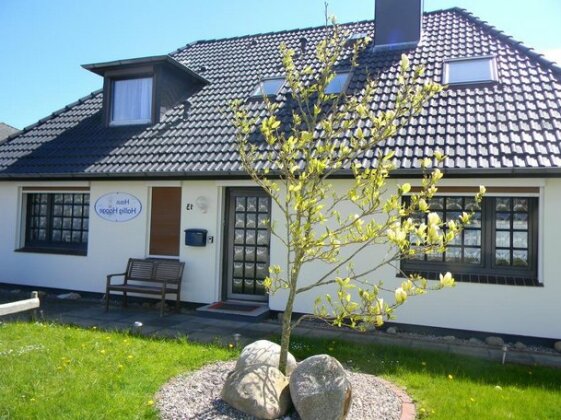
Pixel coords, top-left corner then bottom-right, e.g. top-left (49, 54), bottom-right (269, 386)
top-left (1, 0), bottom-right (560, 129)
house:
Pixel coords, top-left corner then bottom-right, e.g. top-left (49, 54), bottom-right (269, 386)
top-left (1, 0), bottom-right (561, 340)
top-left (0, 123), bottom-right (19, 144)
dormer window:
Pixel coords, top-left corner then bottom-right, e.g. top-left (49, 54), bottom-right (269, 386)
top-left (82, 55), bottom-right (209, 127)
top-left (110, 77), bottom-right (153, 125)
top-left (251, 77), bottom-right (285, 98)
top-left (325, 71), bottom-right (351, 94)
top-left (443, 56), bottom-right (498, 85)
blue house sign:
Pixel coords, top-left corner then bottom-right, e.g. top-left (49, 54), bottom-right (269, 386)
top-left (94, 192), bottom-right (142, 222)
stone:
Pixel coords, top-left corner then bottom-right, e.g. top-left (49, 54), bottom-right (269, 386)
top-left (57, 292), bottom-right (81, 300)
top-left (386, 327), bottom-right (398, 334)
top-left (514, 341), bottom-right (527, 350)
top-left (469, 337), bottom-right (484, 345)
top-left (442, 335), bottom-right (456, 341)
top-left (554, 341), bottom-right (561, 353)
top-left (289, 354), bottom-right (352, 420)
top-left (485, 336), bottom-right (505, 347)
top-left (236, 340), bottom-right (297, 376)
top-left (221, 365), bottom-right (291, 419)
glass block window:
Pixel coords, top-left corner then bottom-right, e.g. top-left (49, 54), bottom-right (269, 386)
top-left (410, 197), bottom-right (482, 265)
top-left (24, 193), bottom-right (90, 254)
top-left (402, 196), bottom-right (538, 286)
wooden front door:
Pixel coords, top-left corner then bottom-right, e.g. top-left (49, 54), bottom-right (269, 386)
top-left (224, 188), bottom-right (271, 301)
top-left (149, 187), bottom-right (181, 257)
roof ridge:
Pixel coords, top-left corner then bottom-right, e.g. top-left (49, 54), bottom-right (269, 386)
top-left (171, 7), bottom-right (458, 54)
top-left (3, 89), bottom-right (103, 144)
top-left (453, 7), bottom-right (561, 79)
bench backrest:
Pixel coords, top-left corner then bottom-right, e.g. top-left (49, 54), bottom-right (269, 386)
top-left (153, 260), bottom-right (185, 284)
top-left (126, 258), bottom-right (155, 281)
top-left (125, 258), bottom-right (184, 284)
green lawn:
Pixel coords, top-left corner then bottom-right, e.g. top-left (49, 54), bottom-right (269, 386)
top-left (0, 322), bottom-right (233, 419)
top-left (1, 322), bottom-right (560, 419)
top-left (290, 337), bottom-right (561, 419)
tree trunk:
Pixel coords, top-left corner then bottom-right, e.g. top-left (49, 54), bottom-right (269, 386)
top-left (278, 285), bottom-right (297, 375)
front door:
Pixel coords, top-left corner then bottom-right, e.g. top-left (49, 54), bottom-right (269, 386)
top-left (224, 188), bottom-right (271, 302)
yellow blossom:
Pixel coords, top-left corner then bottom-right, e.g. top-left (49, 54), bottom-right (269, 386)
top-left (394, 287), bottom-right (407, 304)
top-left (439, 272), bottom-right (455, 287)
top-left (448, 374), bottom-right (454, 380)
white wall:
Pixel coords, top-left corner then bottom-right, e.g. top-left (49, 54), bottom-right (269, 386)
top-left (1, 177), bottom-right (560, 339)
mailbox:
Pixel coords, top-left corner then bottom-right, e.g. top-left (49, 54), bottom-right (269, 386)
top-left (184, 229), bottom-right (208, 247)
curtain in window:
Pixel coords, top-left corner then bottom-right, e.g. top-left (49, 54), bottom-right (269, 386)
top-left (111, 77), bottom-right (153, 124)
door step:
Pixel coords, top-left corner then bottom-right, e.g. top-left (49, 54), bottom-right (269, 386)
top-left (196, 300), bottom-right (270, 322)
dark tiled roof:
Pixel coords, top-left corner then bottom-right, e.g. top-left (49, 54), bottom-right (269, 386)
top-left (0, 123), bottom-right (19, 143)
top-left (1, 7), bottom-right (561, 179)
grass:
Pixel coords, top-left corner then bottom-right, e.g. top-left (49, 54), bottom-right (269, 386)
top-left (289, 336), bottom-right (561, 419)
top-left (0, 322), bottom-right (233, 419)
top-left (1, 322), bottom-right (560, 419)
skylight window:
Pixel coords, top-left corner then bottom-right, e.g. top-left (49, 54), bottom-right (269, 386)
top-left (110, 77), bottom-right (153, 125)
top-left (443, 56), bottom-right (498, 85)
top-left (325, 71), bottom-right (351, 94)
top-left (251, 78), bottom-right (285, 97)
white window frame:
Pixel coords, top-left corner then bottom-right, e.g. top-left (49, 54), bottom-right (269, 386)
top-left (442, 56), bottom-right (499, 86)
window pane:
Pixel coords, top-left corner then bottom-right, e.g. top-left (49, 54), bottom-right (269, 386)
top-left (464, 247), bottom-right (481, 264)
top-left (447, 197), bottom-right (463, 210)
top-left (429, 197), bottom-right (444, 210)
top-left (496, 198), bottom-right (511, 211)
top-left (496, 249), bottom-right (510, 266)
top-left (513, 231), bottom-right (528, 248)
top-left (325, 72), bottom-right (351, 94)
top-left (513, 213), bottom-right (528, 230)
top-left (464, 230), bottom-right (481, 246)
top-left (445, 247), bottom-right (462, 263)
top-left (496, 231), bottom-right (510, 248)
top-left (111, 77), bottom-right (153, 124)
top-left (513, 199), bottom-right (528, 212)
top-left (513, 250), bottom-right (528, 267)
top-left (496, 212), bottom-right (511, 229)
top-left (444, 57), bottom-right (496, 85)
top-left (252, 78), bottom-right (284, 97)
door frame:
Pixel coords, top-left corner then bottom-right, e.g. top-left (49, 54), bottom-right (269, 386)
top-left (221, 187), bottom-right (270, 302)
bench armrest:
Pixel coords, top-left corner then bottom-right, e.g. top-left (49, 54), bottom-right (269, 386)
top-left (106, 273), bottom-right (126, 287)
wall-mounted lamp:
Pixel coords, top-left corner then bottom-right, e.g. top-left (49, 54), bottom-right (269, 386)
top-left (195, 196), bottom-right (209, 213)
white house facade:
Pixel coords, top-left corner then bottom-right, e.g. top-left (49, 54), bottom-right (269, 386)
top-left (1, 1), bottom-right (561, 340)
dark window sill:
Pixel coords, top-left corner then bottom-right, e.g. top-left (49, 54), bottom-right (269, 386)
top-left (399, 270), bottom-right (541, 287)
top-left (15, 247), bottom-right (87, 257)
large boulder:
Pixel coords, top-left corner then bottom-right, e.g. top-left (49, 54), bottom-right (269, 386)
top-left (236, 340), bottom-right (297, 376)
top-left (289, 354), bottom-right (352, 420)
top-left (221, 365), bottom-right (291, 419)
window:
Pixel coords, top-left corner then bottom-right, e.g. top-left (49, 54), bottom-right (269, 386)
top-left (443, 56), bottom-right (498, 85)
top-left (251, 78), bottom-right (285, 98)
top-left (22, 193), bottom-right (90, 255)
top-left (110, 77), bottom-right (153, 125)
top-left (401, 196), bottom-right (539, 286)
top-left (325, 71), bottom-right (351, 94)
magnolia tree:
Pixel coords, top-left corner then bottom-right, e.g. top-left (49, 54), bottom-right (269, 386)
top-left (231, 24), bottom-right (484, 374)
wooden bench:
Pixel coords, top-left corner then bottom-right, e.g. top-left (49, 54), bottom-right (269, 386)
top-left (105, 258), bottom-right (185, 316)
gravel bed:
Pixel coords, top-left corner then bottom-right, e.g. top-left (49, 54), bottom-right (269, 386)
top-left (156, 361), bottom-right (403, 420)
